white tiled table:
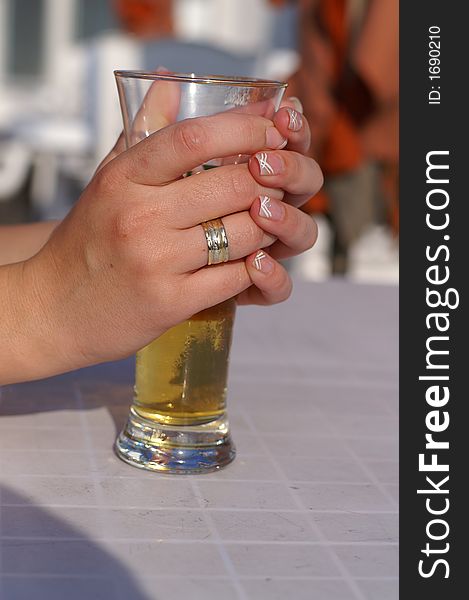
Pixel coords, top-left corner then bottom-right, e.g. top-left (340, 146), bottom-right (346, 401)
top-left (0, 280), bottom-right (398, 600)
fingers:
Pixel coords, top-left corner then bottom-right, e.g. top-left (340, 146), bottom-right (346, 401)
top-left (162, 163), bottom-right (284, 228)
top-left (183, 260), bottom-right (252, 312)
top-left (127, 74), bottom-right (181, 145)
top-left (182, 251), bottom-right (292, 312)
top-left (248, 150), bottom-right (323, 208)
top-left (175, 211), bottom-right (277, 272)
top-left (274, 98), bottom-right (311, 155)
top-left (117, 112), bottom-right (287, 185)
top-left (249, 196), bottom-right (318, 260)
top-left (169, 193), bottom-right (317, 269)
top-left (96, 67), bottom-right (180, 174)
top-left (227, 98), bottom-right (279, 119)
top-left (237, 251), bottom-right (292, 306)
top-left (170, 194), bottom-right (317, 273)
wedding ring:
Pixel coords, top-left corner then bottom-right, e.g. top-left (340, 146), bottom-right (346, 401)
top-left (201, 218), bottom-right (230, 265)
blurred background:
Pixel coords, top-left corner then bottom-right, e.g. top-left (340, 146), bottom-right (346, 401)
top-left (0, 0), bottom-right (398, 283)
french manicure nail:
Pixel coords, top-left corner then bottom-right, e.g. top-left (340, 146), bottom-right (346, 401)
top-left (253, 250), bottom-right (273, 273)
top-left (289, 96), bottom-right (304, 113)
top-left (266, 127), bottom-right (287, 149)
top-left (258, 196), bottom-right (284, 220)
top-left (286, 108), bottom-right (303, 132)
top-left (255, 152), bottom-right (284, 176)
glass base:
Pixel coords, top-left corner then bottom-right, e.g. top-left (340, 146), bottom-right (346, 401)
top-left (114, 407), bottom-right (236, 474)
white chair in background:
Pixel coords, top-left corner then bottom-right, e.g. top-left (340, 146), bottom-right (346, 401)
top-left (8, 43), bottom-right (93, 218)
top-left (3, 0), bottom-right (300, 219)
top-left (0, 138), bottom-right (31, 203)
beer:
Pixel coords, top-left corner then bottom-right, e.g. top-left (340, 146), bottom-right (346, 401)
top-left (133, 299), bottom-right (236, 426)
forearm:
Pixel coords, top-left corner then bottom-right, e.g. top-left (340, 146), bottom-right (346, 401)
top-left (0, 221), bottom-right (59, 266)
top-left (0, 257), bottom-right (76, 385)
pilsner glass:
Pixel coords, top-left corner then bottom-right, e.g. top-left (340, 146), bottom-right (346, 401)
top-left (114, 71), bottom-right (286, 473)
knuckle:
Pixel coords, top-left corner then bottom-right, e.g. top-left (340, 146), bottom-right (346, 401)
top-left (228, 214), bottom-right (264, 251)
top-left (174, 119), bottom-right (208, 156)
top-left (229, 166), bottom-right (256, 199)
top-left (125, 248), bottom-right (153, 282)
top-left (110, 206), bottom-right (165, 273)
top-left (245, 217), bottom-right (265, 247)
top-left (224, 264), bottom-right (250, 296)
top-left (180, 177), bottom-right (211, 212)
top-left (134, 145), bottom-right (152, 174)
top-left (243, 116), bottom-right (260, 148)
top-left (130, 244), bottom-right (170, 295)
top-left (112, 207), bottom-right (143, 242)
top-left (92, 162), bottom-right (119, 198)
top-left (247, 115), bottom-right (272, 148)
top-left (292, 153), bottom-right (304, 181)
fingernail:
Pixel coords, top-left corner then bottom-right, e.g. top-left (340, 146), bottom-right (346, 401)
top-left (258, 195), bottom-right (284, 220)
top-left (255, 152), bottom-right (284, 176)
top-left (289, 96), bottom-right (303, 113)
top-left (155, 65), bottom-right (170, 73)
top-left (266, 127), bottom-right (287, 149)
top-left (286, 108), bottom-right (303, 132)
top-left (252, 250), bottom-right (274, 273)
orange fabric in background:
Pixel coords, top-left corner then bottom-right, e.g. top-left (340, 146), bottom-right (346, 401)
top-left (313, 0), bottom-right (363, 176)
top-left (318, 0), bottom-right (348, 79)
top-left (113, 0), bottom-right (173, 37)
top-left (272, 0), bottom-right (399, 227)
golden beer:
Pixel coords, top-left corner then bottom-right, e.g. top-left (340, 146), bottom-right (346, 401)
top-left (133, 299), bottom-right (236, 426)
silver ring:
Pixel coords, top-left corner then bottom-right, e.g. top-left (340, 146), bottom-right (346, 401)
top-left (201, 218), bottom-right (230, 265)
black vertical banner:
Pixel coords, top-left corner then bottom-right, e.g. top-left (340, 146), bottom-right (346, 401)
top-left (400, 1), bottom-right (467, 597)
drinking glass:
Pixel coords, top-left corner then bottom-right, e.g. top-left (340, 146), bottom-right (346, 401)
top-left (114, 71), bottom-right (286, 473)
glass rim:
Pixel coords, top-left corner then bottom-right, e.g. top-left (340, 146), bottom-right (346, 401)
top-left (114, 70), bottom-right (288, 88)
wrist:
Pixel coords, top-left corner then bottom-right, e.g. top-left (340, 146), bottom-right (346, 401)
top-left (0, 220), bottom-right (60, 266)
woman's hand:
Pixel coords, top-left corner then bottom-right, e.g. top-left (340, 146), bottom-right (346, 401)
top-left (3, 110), bottom-right (322, 383)
top-left (99, 97), bottom-right (322, 309)
top-left (239, 98), bottom-right (322, 306)
top-left (1, 98), bottom-right (323, 384)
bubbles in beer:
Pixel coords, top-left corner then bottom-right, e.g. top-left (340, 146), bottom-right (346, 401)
top-left (134, 299), bottom-right (236, 425)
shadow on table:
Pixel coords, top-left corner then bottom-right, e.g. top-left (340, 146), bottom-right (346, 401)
top-left (0, 358), bottom-right (135, 437)
top-left (0, 486), bottom-right (150, 600)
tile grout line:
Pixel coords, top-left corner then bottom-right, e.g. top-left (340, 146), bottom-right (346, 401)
top-left (0, 503), bottom-right (398, 514)
top-left (0, 430), bottom-right (399, 442)
top-left (343, 444), bottom-right (399, 510)
top-left (0, 536), bottom-right (399, 546)
top-left (239, 407), bottom-right (367, 600)
top-left (0, 572), bottom-right (399, 581)
top-left (229, 360), bottom-right (398, 374)
top-left (189, 477), bottom-right (249, 600)
top-left (319, 407), bottom-right (399, 510)
top-left (229, 376), bottom-right (398, 391)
